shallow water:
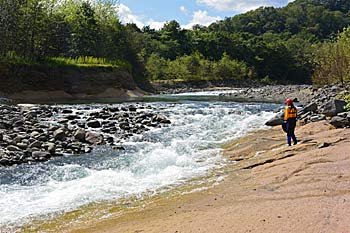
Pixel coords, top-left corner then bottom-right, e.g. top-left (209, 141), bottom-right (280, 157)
top-left (0, 92), bottom-right (279, 230)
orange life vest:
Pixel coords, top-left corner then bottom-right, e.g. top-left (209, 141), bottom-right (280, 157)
top-left (284, 106), bottom-right (297, 121)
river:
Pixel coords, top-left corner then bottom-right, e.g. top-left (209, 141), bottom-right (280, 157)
top-left (0, 91), bottom-right (280, 232)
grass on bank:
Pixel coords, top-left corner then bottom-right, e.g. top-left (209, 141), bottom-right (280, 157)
top-left (0, 51), bottom-right (131, 71)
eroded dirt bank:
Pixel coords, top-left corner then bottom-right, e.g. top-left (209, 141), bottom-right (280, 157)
top-left (71, 121), bottom-right (350, 233)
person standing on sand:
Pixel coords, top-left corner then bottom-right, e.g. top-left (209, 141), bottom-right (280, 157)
top-left (284, 98), bottom-right (298, 146)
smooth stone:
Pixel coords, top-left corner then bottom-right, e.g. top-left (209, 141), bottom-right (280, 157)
top-left (85, 132), bottom-right (105, 145)
top-left (29, 141), bottom-right (43, 149)
top-left (87, 120), bottom-right (101, 128)
top-left (322, 99), bottom-right (347, 117)
top-left (112, 146), bottom-right (126, 150)
top-left (330, 116), bottom-right (349, 128)
top-left (16, 143), bottom-right (28, 150)
top-left (7, 145), bottom-right (20, 151)
top-left (54, 129), bottom-right (66, 141)
top-left (74, 129), bottom-right (86, 142)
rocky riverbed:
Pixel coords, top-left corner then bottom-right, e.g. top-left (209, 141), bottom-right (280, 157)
top-left (0, 104), bottom-right (170, 166)
top-left (1, 84), bottom-right (350, 167)
top-left (261, 84), bottom-right (350, 129)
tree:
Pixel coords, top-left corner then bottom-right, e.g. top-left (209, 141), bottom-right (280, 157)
top-left (68, 1), bottom-right (98, 57)
top-left (313, 27), bottom-right (350, 85)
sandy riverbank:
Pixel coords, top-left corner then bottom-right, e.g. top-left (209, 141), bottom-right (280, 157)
top-left (72, 121), bottom-right (350, 233)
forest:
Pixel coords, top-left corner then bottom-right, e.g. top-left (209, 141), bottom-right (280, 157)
top-left (0, 0), bottom-right (350, 85)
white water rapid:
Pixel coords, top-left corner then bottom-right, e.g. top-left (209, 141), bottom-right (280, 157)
top-left (0, 94), bottom-right (278, 230)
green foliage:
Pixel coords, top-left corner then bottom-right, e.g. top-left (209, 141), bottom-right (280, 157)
top-left (46, 56), bottom-right (131, 70)
top-left (344, 94), bottom-right (350, 111)
top-left (1, 0), bottom-right (350, 86)
top-left (0, 51), bottom-right (36, 64)
top-left (213, 53), bottom-right (248, 80)
top-left (312, 26), bottom-right (350, 85)
top-left (145, 53), bottom-right (168, 80)
top-left (145, 52), bottom-right (250, 82)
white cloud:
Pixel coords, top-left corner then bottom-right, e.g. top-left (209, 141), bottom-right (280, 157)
top-left (147, 20), bottom-right (166, 30)
top-left (183, 10), bottom-right (222, 29)
top-left (117, 4), bottom-right (145, 28)
top-left (197, 0), bottom-right (287, 13)
top-left (117, 4), bottom-right (165, 30)
top-left (180, 6), bottom-right (189, 15)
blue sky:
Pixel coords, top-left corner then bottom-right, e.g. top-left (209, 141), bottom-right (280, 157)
top-left (118, 0), bottom-right (295, 29)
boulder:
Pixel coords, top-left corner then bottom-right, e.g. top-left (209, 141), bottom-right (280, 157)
top-left (16, 143), bottom-right (28, 150)
top-left (30, 131), bottom-right (40, 138)
top-left (46, 143), bottom-right (56, 154)
top-left (58, 118), bottom-right (69, 124)
top-left (119, 122), bottom-right (130, 130)
top-left (112, 146), bottom-right (126, 150)
top-left (53, 129), bottom-right (66, 141)
top-left (330, 116), bottom-right (349, 128)
top-left (265, 111), bottom-right (284, 126)
top-left (309, 115), bottom-right (326, 122)
top-left (87, 120), bottom-right (101, 128)
top-left (321, 99), bottom-right (346, 117)
top-left (66, 115), bottom-right (80, 120)
top-left (29, 140), bottom-right (43, 149)
top-left (85, 132), bottom-right (105, 145)
top-left (129, 105), bottom-right (137, 112)
top-left (300, 103), bottom-right (318, 115)
top-left (74, 129), bottom-right (86, 142)
top-left (62, 109), bottom-right (73, 114)
top-left (32, 151), bottom-right (51, 159)
top-left (7, 145), bottom-right (20, 151)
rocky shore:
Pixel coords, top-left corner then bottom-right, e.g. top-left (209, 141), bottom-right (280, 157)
top-left (261, 84), bottom-right (350, 129)
top-left (0, 104), bottom-right (170, 166)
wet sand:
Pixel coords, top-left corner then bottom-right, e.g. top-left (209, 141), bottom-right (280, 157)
top-left (73, 121), bottom-right (350, 233)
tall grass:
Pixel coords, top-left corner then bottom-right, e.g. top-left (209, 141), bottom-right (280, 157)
top-left (0, 52), bottom-right (131, 72)
top-left (46, 56), bottom-right (131, 71)
top-left (0, 51), bottom-right (36, 64)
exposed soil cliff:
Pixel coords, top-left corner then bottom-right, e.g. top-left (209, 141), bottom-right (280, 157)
top-left (0, 63), bottom-right (145, 101)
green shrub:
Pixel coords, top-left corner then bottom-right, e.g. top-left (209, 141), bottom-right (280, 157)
top-left (344, 94), bottom-right (350, 111)
top-left (0, 51), bottom-right (36, 64)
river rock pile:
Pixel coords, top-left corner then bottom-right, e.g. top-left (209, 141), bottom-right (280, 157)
top-left (265, 84), bottom-right (350, 128)
top-left (0, 104), bottom-right (171, 166)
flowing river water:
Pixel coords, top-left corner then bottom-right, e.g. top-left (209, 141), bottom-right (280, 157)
top-left (0, 91), bottom-right (280, 232)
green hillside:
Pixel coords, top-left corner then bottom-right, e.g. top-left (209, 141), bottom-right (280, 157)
top-left (1, 0), bottom-right (349, 87)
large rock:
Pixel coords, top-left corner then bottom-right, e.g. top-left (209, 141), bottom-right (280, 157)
top-left (300, 103), bottom-right (318, 115)
top-left (265, 111), bottom-right (284, 126)
top-left (53, 129), bottom-right (66, 141)
top-left (74, 129), bottom-right (86, 142)
top-left (7, 145), bottom-right (20, 151)
top-left (32, 151), bottom-right (51, 159)
top-left (85, 132), bottom-right (105, 145)
top-left (87, 120), bottom-right (101, 128)
top-left (330, 116), bottom-right (349, 128)
top-left (265, 117), bottom-right (284, 126)
top-left (29, 140), bottom-right (43, 149)
top-left (321, 99), bottom-right (346, 117)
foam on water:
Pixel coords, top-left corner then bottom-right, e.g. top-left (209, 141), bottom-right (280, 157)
top-left (0, 99), bottom-right (277, 229)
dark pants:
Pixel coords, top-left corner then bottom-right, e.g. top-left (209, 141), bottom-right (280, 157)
top-left (286, 119), bottom-right (297, 146)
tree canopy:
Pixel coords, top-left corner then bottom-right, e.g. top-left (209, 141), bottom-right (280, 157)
top-left (1, 0), bottom-right (350, 85)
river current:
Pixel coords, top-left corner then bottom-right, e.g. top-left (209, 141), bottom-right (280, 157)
top-left (0, 91), bottom-right (279, 231)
